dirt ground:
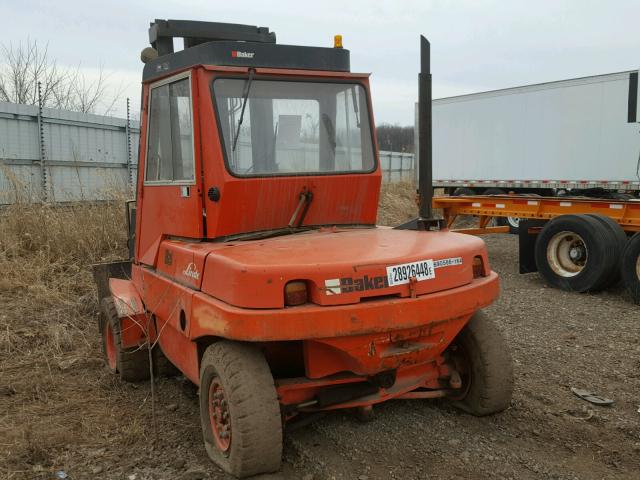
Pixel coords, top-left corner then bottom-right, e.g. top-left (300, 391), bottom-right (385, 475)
top-left (2, 225), bottom-right (639, 479)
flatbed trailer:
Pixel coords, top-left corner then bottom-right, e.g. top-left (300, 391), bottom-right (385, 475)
top-left (431, 194), bottom-right (640, 303)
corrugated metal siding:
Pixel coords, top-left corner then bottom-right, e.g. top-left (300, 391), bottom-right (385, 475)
top-left (378, 151), bottom-right (415, 182)
top-left (1, 101), bottom-right (412, 204)
top-left (0, 101), bottom-right (139, 203)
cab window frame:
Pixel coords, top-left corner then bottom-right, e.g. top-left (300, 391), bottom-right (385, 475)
top-left (210, 75), bottom-right (378, 179)
top-left (143, 71), bottom-right (197, 186)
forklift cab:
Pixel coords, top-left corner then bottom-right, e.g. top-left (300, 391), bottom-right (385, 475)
top-left (135, 20), bottom-right (381, 266)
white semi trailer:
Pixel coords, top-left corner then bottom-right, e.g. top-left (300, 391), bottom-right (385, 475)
top-left (418, 70), bottom-right (640, 201)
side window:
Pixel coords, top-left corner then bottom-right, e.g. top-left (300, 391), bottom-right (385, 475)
top-left (145, 77), bottom-right (195, 183)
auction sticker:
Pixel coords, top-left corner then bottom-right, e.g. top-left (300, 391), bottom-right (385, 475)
top-left (386, 259), bottom-right (435, 286)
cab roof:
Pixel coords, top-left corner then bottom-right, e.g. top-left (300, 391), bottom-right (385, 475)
top-left (143, 19), bottom-right (350, 83)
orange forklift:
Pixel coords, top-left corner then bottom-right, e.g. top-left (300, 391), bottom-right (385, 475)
top-left (93, 20), bottom-right (513, 478)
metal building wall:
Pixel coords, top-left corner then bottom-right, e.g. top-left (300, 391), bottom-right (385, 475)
top-left (378, 150), bottom-right (415, 182)
top-left (0, 101), bottom-right (140, 204)
top-left (0, 100), bottom-right (415, 205)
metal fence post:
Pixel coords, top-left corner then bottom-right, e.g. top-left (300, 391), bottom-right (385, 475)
top-left (37, 81), bottom-right (48, 202)
top-left (125, 97), bottom-right (134, 194)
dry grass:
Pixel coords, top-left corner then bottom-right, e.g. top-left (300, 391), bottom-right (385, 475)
top-left (0, 200), bottom-right (128, 353)
top-left (0, 179), bottom-right (420, 477)
top-left (377, 180), bottom-right (417, 226)
top-left (0, 195), bottom-right (129, 477)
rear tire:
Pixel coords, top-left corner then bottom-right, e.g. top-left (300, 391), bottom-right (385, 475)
top-left (584, 214), bottom-right (627, 289)
top-left (447, 311), bottom-right (513, 416)
top-left (621, 233), bottom-right (640, 304)
top-left (452, 187), bottom-right (475, 196)
top-left (99, 297), bottom-right (150, 382)
top-left (152, 345), bottom-right (181, 377)
top-left (199, 341), bottom-right (282, 478)
top-left (534, 215), bottom-right (618, 292)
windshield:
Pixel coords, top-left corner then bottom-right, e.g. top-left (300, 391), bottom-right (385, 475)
top-left (213, 78), bottom-right (376, 176)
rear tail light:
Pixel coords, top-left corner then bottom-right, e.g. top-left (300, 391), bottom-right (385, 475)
top-left (285, 281), bottom-right (308, 306)
top-left (472, 256), bottom-right (485, 278)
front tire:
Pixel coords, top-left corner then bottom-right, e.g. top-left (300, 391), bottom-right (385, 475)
top-left (447, 311), bottom-right (513, 416)
top-left (199, 341), bottom-right (282, 478)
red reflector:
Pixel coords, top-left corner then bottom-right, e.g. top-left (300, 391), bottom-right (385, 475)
top-left (472, 256), bottom-right (484, 278)
top-left (285, 281), bottom-right (307, 306)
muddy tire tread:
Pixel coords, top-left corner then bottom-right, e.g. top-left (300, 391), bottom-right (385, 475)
top-left (452, 311), bottom-right (514, 416)
top-left (200, 341), bottom-right (282, 478)
top-left (100, 297), bottom-right (149, 382)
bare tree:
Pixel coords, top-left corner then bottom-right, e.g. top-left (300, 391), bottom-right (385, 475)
top-left (377, 123), bottom-right (415, 153)
top-left (0, 39), bottom-right (123, 115)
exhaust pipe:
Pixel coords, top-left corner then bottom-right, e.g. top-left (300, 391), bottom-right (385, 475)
top-left (417, 35), bottom-right (442, 230)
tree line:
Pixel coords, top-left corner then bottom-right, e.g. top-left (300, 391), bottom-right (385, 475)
top-left (376, 123), bottom-right (414, 153)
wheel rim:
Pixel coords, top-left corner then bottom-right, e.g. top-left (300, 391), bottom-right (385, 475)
top-left (208, 378), bottom-right (231, 453)
top-left (547, 231), bottom-right (588, 277)
top-left (636, 254), bottom-right (640, 281)
top-left (507, 216), bottom-right (520, 229)
top-left (447, 343), bottom-right (472, 401)
top-left (104, 321), bottom-right (117, 371)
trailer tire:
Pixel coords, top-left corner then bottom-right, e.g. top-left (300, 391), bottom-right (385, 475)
top-left (199, 341), bottom-right (282, 478)
top-left (447, 311), bottom-right (513, 416)
top-left (585, 214), bottom-right (627, 289)
top-left (534, 215), bottom-right (617, 292)
top-left (621, 233), bottom-right (640, 304)
top-left (452, 187), bottom-right (475, 196)
top-left (100, 297), bottom-right (150, 382)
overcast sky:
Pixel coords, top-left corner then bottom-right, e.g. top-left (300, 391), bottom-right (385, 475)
top-left (2, 0), bottom-right (639, 124)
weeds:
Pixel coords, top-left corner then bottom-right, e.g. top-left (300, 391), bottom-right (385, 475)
top-left (377, 180), bottom-right (417, 226)
top-left (0, 180), bottom-right (415, 476)
top-left (0, 191), bottom-right (130, 475)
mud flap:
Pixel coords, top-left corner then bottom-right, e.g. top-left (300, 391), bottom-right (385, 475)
top-left (518, 220), bottom-right (547, 274)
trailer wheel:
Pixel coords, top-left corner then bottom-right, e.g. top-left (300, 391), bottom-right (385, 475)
top-left (452, 187), bottom-right (475, 196)
top-left (621, 233), bottom-right (640, 304)
top-left (99, 297), bottom-right (150, 382)
top-left (504, 216), bottom-right (521, 235)
top-left (584, 214), bottom-right (627, 289)
top-left (534, 215), bottom-right (618, 292)
top-left (447, 311), bottom-right (513, 416)
top-left (199, 341), bottom-right (282, 478)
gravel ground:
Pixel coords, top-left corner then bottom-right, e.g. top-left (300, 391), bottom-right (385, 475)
top-left (2, 233), bottom-right (639, 479)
